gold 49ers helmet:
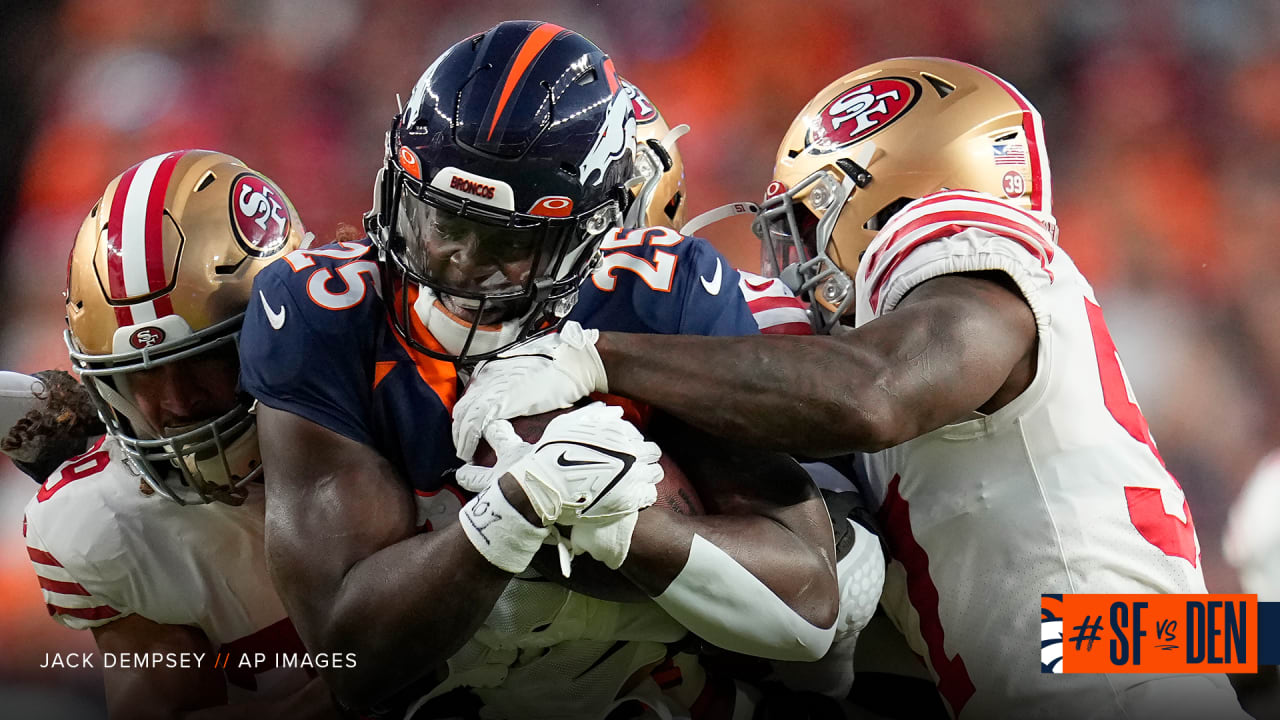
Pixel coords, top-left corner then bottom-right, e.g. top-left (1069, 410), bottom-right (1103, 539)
top-left (65, 150), bottom-right (304, 504)
top-left (755, 57), bottom-right (1054, 332)
top-left (621, 78), bottom-right (689, 230)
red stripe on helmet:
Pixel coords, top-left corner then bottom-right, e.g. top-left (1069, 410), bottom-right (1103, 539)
top-left (107, 163), bottom-right (140, 326)
top-left (486, 23), bottom-right (566, 142)
top-left (143, 152), bottom-right (186, 301)
top-left (961, 62), bottom-right (1050, 213)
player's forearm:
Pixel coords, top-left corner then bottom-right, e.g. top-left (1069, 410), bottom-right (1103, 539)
top-left (618, 508), bottom-right (839, 661)
top-left (596, 332), bottom-right (904, 456)
top-left (269, 523), bottom-right (510, 710)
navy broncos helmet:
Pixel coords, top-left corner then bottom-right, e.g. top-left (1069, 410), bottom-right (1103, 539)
top-left (365, 20), bottom-right (638, 363)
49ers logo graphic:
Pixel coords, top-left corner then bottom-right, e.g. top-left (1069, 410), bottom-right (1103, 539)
top-left (230, 174), bottom-right (291, 257)
top-left (626, 82), bottom-right (658, 124)
top-left (807, 77), bottom-right (921, 152)
top-left (129, 326), bottom-right (166, 349)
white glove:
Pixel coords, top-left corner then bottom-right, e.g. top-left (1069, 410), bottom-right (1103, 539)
top-left (453, 322), bottom-right (607, 462)
top-left (455, 402), bottom-right (662, 527)
top-left (458, 481), bottom-right (550, 575)
top-left (452, 420), bottom-right (532, 494)
top-left (568, 513), bottom-right (640, 570)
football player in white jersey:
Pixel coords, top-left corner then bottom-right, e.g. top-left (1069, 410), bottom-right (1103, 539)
top-left (15, 150), bottom-right (338, 719)
top-left (1223, 453), bottom-right (1280, 720)
top-left (455, 57), bottom-right (1251, 719)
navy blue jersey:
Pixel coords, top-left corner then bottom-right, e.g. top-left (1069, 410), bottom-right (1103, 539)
top-left (570, 226), bottom-right (759, 336)
top-left (240, 230), bottom-right (759, 525)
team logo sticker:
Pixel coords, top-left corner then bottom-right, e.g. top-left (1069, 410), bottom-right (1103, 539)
top-left (230, 173), bottom-right (291, 257)
top-left (529, 196), bottom-right (574, 218)
top-left (627, 82), bottom-right (659, 124)
top-left (1041, 594), bottom-right (1065, 673)
top-left (764, 180), bottom-right (788, 200)
top-left (129, 326), bottom-right (167, 349)
top-left (806, 77), bottom-right (921, 152)
top-left (1002, 171), bottom-right (1026, 199)
top-left (579, 88), bottom-right (637, 187)
top-left (399, 146), bottom-right (423, 180)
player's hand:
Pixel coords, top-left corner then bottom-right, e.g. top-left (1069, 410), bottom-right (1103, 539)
top-left (455, 402), bottom-right (662, 527)
top-left (453, 322), bottom-right (607, 462)
top-left (452, 420), bottom-right (532, 494)
top-left (567, 513), bottom-right (640, 571)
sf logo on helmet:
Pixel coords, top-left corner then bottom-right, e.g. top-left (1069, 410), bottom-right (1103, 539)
top-left (129, 326), bottom-right (167, 349)
top-left (809, 77), bottom-right (920, 151)
top-left (231, 174), bottom-right (292, 256)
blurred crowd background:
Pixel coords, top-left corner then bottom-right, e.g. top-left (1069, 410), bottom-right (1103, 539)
top-left (1, 0), bottom-right (1278, 715)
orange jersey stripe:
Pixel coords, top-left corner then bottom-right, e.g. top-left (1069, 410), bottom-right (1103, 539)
top-left (486, 23), bottom-right (565, 142)
top-left (386, 286), bottom-right (459, 410)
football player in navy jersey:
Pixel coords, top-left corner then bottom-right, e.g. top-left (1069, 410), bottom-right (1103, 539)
top-left (240, 21), bottom-right (841, 717)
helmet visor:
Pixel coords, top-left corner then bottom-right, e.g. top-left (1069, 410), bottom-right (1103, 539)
top-left (395, 192), bottom-right (551, 298)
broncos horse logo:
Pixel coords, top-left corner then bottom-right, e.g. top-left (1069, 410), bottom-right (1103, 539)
top-left (578, 86), bottom-right (637, 187)
top-left (1041, 594), bottom-right (1065, 673)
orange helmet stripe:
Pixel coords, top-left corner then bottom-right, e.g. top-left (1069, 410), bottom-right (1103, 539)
top-left (485, 22), bottom-right (565, 142)
top-left (602, 57), bottom-right (620, 94)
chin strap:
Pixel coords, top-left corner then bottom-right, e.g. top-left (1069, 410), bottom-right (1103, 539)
top-left (679, 201), bottom-right (760, 237)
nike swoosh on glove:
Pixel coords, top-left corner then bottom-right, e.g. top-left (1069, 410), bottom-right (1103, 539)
top-left (454, 402), bottom-right (663, 527)
top-left (453, 321), bottom-right (607, 462)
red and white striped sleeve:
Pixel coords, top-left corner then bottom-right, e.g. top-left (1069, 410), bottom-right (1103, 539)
top-left (737, 270), bottom-right (812, 335)
top-left (24, 521), bottom-right (128, 630)
top-left (855, 190), bottom-right (1058, 327)
top-left (22, 458), bottom-right (132, 631)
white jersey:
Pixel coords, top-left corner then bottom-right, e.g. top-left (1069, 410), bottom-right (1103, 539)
top-left (737, 270), bottom-right (812, 335)
top-left (22, 435), bottom-right (309, 700)
top-left (1224, 451), bottom-right (1280, 599)
top-left (852, 190), bottom-right (1243, 719)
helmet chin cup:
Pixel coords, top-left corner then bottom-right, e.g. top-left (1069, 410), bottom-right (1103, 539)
top-left (780, 263), bottom-right (804, 294)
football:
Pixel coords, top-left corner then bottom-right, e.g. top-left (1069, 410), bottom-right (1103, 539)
top-left (473, 406), bottom-right (704, 516)
top-left (473, 405), bottom-right (703, 602)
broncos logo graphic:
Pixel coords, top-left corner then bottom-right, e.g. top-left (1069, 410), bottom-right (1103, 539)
top-left (1041, 594), bottom-right (1064, 673)
top-left (578, 86), bottom-right (637, 187)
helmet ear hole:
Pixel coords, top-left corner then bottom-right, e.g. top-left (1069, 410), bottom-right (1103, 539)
top-left (920, 72), bottom-right (956, 98)
top-left (663, 192), bottom-right (683, 222)
top-left (194, 172), bottom-right (217, 192)
top-left (864, 197), bottom-right (915, 232)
